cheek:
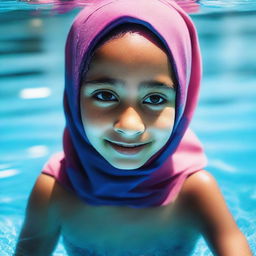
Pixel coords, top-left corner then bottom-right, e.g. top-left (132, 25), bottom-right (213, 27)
top-left (153, 107), bottom-right (175, 130)
top-left (152, 108), bottom-right (175, 148)
top-left (81, 100), bottom-right (112, 126)
top-left (81, 101), bottom-right (101, 137)
top-left (80, 103), bottom-right (116, 143)
top-left (81, 119), bottom-right (106, 150)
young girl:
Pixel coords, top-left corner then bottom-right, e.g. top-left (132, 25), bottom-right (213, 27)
top-left (15, 0), bottom-right (252, 255)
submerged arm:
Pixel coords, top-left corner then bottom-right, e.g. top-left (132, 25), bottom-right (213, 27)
top-left (180, 170), bottom-right (253, 256)
top-left (14, 174), bottom-right (61, 256)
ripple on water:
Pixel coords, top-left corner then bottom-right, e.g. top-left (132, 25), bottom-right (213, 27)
top-left (0, 216), bottom-right (21, 256)
top-left (0, 0), bottom-right (256, 15)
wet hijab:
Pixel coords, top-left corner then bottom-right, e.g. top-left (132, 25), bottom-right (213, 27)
top-left (42, 0), bottom-right (207, 208)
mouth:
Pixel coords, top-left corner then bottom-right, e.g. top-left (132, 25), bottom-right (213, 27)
top-left (106, 140), bottom-right (151, 155)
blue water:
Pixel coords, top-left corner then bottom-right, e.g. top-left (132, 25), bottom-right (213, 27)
top-left (0, 1), bottom-right (256, 255)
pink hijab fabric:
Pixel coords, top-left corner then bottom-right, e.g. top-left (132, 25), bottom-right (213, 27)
top-left (42, 0), bottom-right (207, 208)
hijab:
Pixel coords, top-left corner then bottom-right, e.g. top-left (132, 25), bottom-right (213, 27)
top-left (42, 0), bottom-right (207, 208)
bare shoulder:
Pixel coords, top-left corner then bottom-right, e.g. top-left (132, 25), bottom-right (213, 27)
top-left (177, 178), bottom-right (252, 254)
top-left (180, 169), bottom-right (219, 198)
top-left (31, 173), bottom-right (74, 211)
top-left (26, 174), bottom-right (66, 224)
top-left (179, 169), bottom-right (227, 212)
top-left (36, 174), bottom-right (86, 213)
top-left (31, 174), bottom-right (62, 206)
top-left (32, 174), bottom-right (58, 199)
top-left (177, 170), bottom-right (221, 219)
top-left (179, 170), bottom-right (240, 234)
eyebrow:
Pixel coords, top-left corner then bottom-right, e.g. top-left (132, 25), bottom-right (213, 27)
top-left (84, 78), bottom-right (175, 90)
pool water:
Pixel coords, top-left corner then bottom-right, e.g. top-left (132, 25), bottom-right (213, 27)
top-left (0, 1), bottom-right (256, 255)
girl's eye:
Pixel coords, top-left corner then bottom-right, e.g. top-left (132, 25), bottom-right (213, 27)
top-left (143, 94), bottom-right (166, 105)
top-left (92, 91), bottom-right (118, 102)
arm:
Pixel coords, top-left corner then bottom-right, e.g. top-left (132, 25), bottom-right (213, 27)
top-left (180, 170), bottom-right (253, 256)
top-left (14, 174), bottom-right (61, 256)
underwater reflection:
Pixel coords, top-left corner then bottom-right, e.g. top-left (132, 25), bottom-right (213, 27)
top-left (20, 0), bottom-right (200, 14)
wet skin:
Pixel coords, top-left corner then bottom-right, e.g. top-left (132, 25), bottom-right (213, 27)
top-left (57, 175), bottom-right (200, 255)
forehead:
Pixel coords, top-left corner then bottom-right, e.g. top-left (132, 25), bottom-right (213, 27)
top-left (83, 33), bottom-right (174, 87)
top-left (82, 32), bottom-right (175, 91)
top-left (93, 23), bottom-right (168, 54)
top-left (94, 33), bottom-right (169, 66)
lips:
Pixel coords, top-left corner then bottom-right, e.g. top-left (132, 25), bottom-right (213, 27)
top-left (106, 140), bottom-right (150, 155)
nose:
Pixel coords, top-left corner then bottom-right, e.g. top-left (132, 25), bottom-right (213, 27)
top-left (114, 107), bottom-right (145, 137)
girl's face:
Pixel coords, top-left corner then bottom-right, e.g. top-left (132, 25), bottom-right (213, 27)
top-left (80, 32), bottom-right (176, 169)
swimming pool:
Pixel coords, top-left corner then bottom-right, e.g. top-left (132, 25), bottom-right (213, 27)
top-left (0, 1), bottom-right (255, 255)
